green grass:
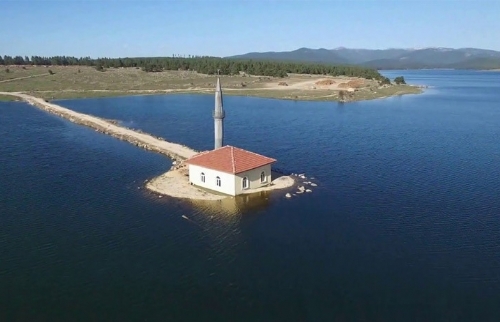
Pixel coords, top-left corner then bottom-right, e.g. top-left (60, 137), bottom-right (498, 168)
top-left (0, 66), bottom-right (248, 92)
top-left (0, 94), bottom-right (18, 101)
top-left (1, 66), bottom-right (50, 81)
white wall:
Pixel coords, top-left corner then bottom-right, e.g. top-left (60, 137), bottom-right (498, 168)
top-left (188, 164), bottom-right (236, 196)
top-left (234, 164), bottom-right (272, 195)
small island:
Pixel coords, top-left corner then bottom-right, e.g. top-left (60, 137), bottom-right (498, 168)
top-left (146, 162), bottom-right (295, 201)
top-left (0, 56), bottom-right (422, 102)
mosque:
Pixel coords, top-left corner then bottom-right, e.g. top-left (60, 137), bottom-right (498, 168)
top-left (185, 76), bottom-right (277, 196)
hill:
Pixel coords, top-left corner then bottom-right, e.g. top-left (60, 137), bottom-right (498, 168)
top-left (227, 47), bottom-right (500, 70)
top-left (229, 47), bottom-right (349, 65)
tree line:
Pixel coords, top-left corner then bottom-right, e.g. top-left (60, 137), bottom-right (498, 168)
top-left (0, 55), bottom-right (386, 80)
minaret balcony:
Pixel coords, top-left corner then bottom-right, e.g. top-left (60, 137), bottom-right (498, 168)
top-left (213, 110), bottom-right (225, 119)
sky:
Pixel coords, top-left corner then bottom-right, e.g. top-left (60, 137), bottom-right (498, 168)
top-left (1, 0), bottom-right (499, 58)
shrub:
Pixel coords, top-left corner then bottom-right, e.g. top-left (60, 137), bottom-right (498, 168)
top-left (379, 77), bottom-right (391, 85)
top-left (394, 76), bottom-right (406, 85)
top-left (338, 90), bottom-right (346, 102)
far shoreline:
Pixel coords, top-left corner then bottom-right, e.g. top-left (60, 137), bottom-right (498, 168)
top-left (14, 85), bottom-right (424, 103)
top-left (31, 84), bottom-right (424, 104)
top-left (0, 66), bottom-right (423, 103)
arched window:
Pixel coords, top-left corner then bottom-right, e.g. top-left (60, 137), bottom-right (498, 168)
top-left (260, 171), bottom-right (267, 183)
top-left (242, 176), bottom-right (249, 189)
top-left (216, 176), bottom-right (221, 187)
top-left (200, 172), bottom-right (205, 183)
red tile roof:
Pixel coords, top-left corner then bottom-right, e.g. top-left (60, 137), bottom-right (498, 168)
top-left (185, 146), bottom-right (276, 174)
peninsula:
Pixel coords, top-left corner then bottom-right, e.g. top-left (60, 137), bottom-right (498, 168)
top-left (0, 57), bottom-right (422, 102)
top-left (0, 90), bottom-right (295, 200)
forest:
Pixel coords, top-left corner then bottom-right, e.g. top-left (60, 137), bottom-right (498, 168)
top-left (1, 55), bottom-right (385, 80)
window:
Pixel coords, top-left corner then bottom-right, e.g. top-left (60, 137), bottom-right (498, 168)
top-left (260, 171), bottom-right (267, 183)
top-left (242, 176), bottom-right (249, 189)
top-left (216, 176), bottom-right (221, 187)
top-left (200, 172), bottom-right (205, 183)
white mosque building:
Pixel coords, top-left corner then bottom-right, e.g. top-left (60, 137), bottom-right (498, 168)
top-left (185, 77), bottom-right (276, 196)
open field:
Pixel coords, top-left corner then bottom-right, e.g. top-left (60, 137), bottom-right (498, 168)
top-left (0, 65), bottom-right (422, 102)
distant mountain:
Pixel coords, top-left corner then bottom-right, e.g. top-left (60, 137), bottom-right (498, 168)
top-left (332, 48), bottom-right (410, 63)
top-left (226, 47), bottom-right (500, 70)
top-left (229, 47), bottom-right (349, 64)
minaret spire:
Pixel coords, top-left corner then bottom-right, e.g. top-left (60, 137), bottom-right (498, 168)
top-left (213, 70), bottom-right (225, 149)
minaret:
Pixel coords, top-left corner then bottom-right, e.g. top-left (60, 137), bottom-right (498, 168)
top-left (213, 73), bottom-right (225, 149)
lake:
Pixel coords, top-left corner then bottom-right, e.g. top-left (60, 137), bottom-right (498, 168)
top-left (1, 70), bottom-right (500, 321)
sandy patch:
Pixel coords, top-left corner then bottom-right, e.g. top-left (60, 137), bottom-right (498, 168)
top-left (264, 76), bottom-right (363, 91)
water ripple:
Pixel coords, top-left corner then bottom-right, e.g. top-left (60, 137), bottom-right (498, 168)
top-left (2, 70), bottom-right (500, 320)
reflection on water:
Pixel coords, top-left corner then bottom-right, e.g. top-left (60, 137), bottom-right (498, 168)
top-left (188, 190), bottom-right (273, 217)
top-left (142, 189), bottom-right (274, 262)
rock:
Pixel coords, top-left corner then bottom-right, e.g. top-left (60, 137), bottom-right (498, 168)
top-left (285, 193), bottom-right (292, 198)
top-left (310, 183), bottom-right (317, 187)
top-left (306, 189), bottom-right (312, 193)
top-left (172, 161), bottom-right (177, 165)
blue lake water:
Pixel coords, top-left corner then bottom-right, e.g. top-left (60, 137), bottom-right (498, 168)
top-left (1, 70), bottom-right (500, 321)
